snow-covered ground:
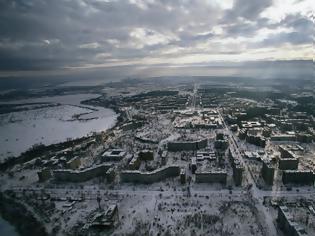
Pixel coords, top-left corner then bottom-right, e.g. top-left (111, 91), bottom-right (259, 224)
top-left (0, 94), bottom-right (117, 160)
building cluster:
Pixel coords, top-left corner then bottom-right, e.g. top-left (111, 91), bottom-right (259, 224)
top-left (245, 144), bottom-right (315, 186)
top-left (222, 96), bottom-right (315, 146)
top-left (83, 204), bottom-right (119, 231)
top-left (261, 160), bottom-right (275, 185)
top-left (278, 145), bottom-right (315, 186)
top-left (52, 164), bottom-right (113, 182)
top-left (277, 206), bottom-right (311, 236)
top-left (266, 111), bottom-right (315, 143)
top-left (220, 94), bottom-right (315, 188)
top-left (214, 132), bottom-right (229, 150)
top-left (102, 149), bottom-right (127, 162)
top-left (238, 122), bottom-right (267, 147)
top-left (228, 148), bottom-right (244, 186)
top-left (167, 138), bottom-right (208, 152)
top-left (121, 90), bottom-right (189, 111)
top-left (195, 170), bottom-right (227, 184)
top-left (278, 145), bottom-right (300, 170)
top-left (3, 79), bottom-right (315, 236)
top-left (120, 165), bottom-right (181, 184)
top-left (192, 146), bottom-right (229, 185)
top-left (173, 109), bottom-right (223, 129)
top-left (127, 150), bottom-right (154, 170)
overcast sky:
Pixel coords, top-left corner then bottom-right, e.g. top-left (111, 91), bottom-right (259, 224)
top-left (0, 0), bottom-right (313, 73)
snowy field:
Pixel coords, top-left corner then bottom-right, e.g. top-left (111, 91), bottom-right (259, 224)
top-left (0, 94), bottom-right (117, 160)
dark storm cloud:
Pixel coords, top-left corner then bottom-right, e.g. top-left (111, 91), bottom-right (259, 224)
top-left (0, 0), bottom-right (312, 71)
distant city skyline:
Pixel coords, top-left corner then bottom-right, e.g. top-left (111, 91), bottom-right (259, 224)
top-left (0, 0), bottom-right (313, 74)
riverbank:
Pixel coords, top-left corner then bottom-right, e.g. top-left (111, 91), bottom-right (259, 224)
top-left (0, 99), bottom-right (124, 172)
top-left (0, 192), bottom-right (48, 236)
top-left (0, 94), bottom-right (118, 160)
top-left (0, 215), bottom-right (19, 236)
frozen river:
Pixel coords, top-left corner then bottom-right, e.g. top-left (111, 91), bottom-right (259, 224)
top-left (0, 94), bottom-right (117, 161)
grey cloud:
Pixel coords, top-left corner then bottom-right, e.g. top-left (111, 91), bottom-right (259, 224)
top-left (255, 31), bottom-right (313, 48)
top-left (0, 0), bottom-right (221, 70)
top-left (0, 0), bottom-right (312, 71)
top-left (223, 0), bottom-right (272, 22)
top-left (223, 21), bottom-right (259, 37)
top-left (280, 14), bottom-right (314, 34)
top-left (219, 0), bottom-right (272, 39)
top-left (251, 14), bottom-right (314, 48)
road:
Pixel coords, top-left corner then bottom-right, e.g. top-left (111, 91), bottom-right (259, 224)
top-left (218, 108), bottom-right (279, 236)
top-left (190, 83), bottom-right (198, 110)
top-left (6, 184), bottom-right (314, 201)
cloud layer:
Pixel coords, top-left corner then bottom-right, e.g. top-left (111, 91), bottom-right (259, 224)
top-left (0, 0), bottom-right (313, 71)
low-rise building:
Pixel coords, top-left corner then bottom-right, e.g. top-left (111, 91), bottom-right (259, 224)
top-left (102, 149), bottom-right (126, 161)
top-left (271, 134), bottom-right (296, 142)
top-left (138, 150), bottom-right (154, 161)
top-left (128, 155), bottom-right (141, 170)
top-left (53, 164), bottom-right (113, 182)
top-left (230, 124), bottom-right (238, 132)
top-left (279, 157), bottom-right (299, 170)
top-left (196, 151), bottom-right (216, 161)
top-left (228, 148), bottom-right (244, 186)
top-left (106, 167), bottom-right (116, 182)
top-left (261, 160), bottom-right (275, 185)
top-left (167, 139), bottom-right (207, 151)
top-left (66, 156), bottom-right (81, 170)
top-left (191, 157), bottom-right (197, 174)
top-left (238, 129), bottom-right (247, 140)
top-left (195, 170), bottom-right (227, 184)
top-left (120, 165), bottom-right (181, 184)
top-left (278, 145), bottom-right (299, 170)
top-left (246, 134), bottom-right (266, 147)
top-left (232, 162), bottom-right (244, 186)
top-left (214, 140), bottom-right (229, 150)
top-left (277, 206), bottom-right (308, 236)
top-left (180, 168), bottom-right (186, 184)
top-left (37, 168), bottom-right (52, 182)
top-left (88, 204), bottom-right (119, 230)
top-left (161, 151), bottom-right (167, 165)
top-left (296, 133), bottom-right (313, 143)
top-left (282, 170), bottom-right (314, 185)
